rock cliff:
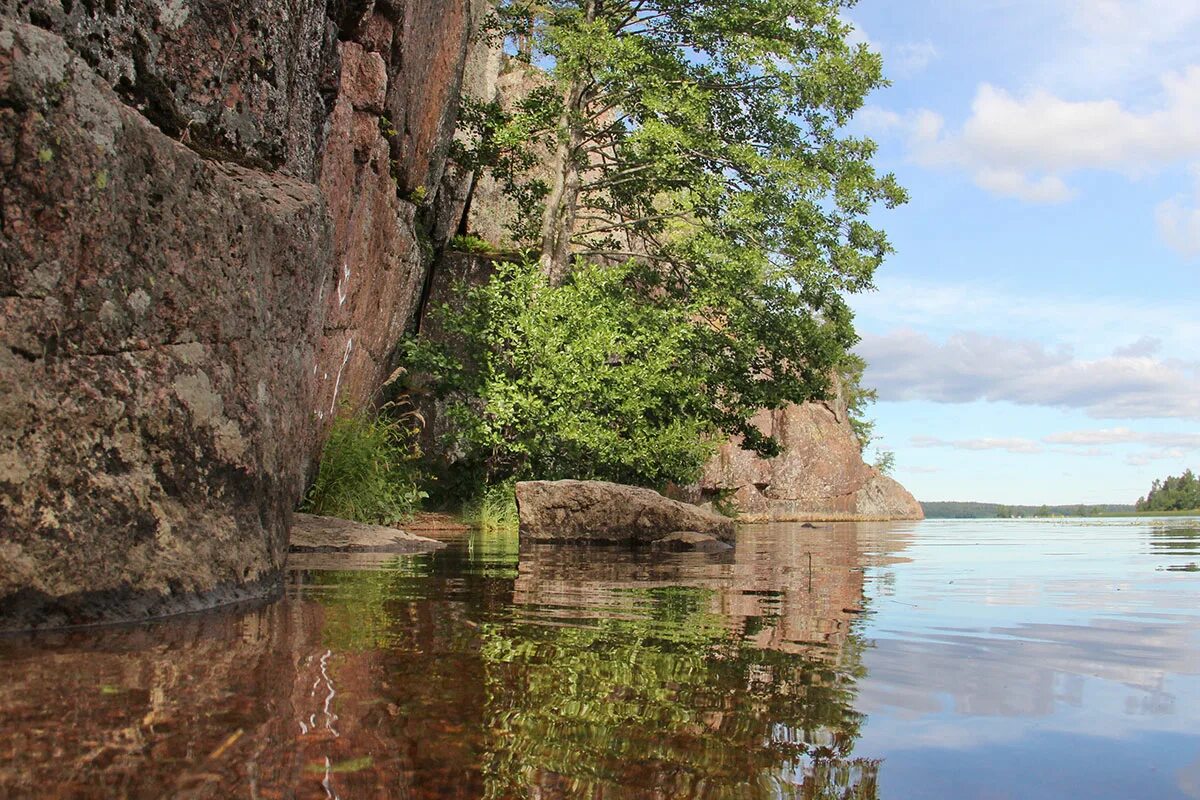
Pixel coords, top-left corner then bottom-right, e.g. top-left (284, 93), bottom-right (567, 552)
top-left (685, 392), bottom-right (924, 523)
top-left (440, 60), bottom-right (922, 523)
top-left (0, 1), bottom-right (917, 631)
top-left (0, 1), bottom-right (496, 630)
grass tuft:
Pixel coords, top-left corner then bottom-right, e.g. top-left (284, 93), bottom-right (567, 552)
top-left (301, 405), bottom-right (426, 525)
top-left (462, 481), bottom-right (518, 533)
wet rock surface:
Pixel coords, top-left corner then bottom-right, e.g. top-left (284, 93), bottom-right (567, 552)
top-left (290, 513), bottom-right (445, 553)
top-left (649, 531), bottom-right (734, 553)
top-left (516, 480), bottom-right (736, 544)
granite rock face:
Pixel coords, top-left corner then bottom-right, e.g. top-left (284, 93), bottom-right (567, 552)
top-left (1, 0), bottom-right (336, 177)
top-left (0, 1), bottom-right (500, 630)
top-left (0, 20), bottom-right (329, 629)
top-left (516, 480), bottom-right (736, 544)
top-left (691, 393), bottom-right (924, 522)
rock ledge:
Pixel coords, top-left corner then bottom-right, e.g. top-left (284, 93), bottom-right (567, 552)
top-left (290, 514), bottom-right (445, 554)
top-left (516, 480), bottom-right (735, 544)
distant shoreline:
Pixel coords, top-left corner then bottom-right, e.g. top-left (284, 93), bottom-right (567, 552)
top-left (919, 501), bottom-right (1200, 519)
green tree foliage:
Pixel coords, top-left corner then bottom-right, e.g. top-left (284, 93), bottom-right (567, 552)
top-left (408, 260), bottom-right (718, 487)
top-left (920, 501), bottom-right (1136, 519)
top-left (442, 0), bottom-right (903, 473)
top-left (1137, 469), bottom-right (1200, 512)
top-left (837, 352), bottom-right (877, 452)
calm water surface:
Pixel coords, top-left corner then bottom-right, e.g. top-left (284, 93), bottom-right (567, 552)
top-left (2, 518), bottom-right (1199, 798)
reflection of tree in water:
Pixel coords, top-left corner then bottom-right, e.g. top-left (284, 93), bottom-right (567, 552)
top-left (478, 585), bottom-right (877, 799)
top-left (298, 527), bottom-right (885, 799)
top-left (1146, 525), bottom-right (1200, 553)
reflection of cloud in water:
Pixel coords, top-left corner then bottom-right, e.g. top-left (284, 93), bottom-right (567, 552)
top-left (1179, 751), bottom-right (1200, 800)
top-left (860, 616), bottom-right (1200, 719)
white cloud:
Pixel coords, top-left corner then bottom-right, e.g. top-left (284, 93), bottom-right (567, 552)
top-left (912, 435), bottom-right (1043, 454)
top-left (891, 41), bottom-right (939, 77)
top-left (851, 275), bottom-right (1200, 359)
top-left (896, 67), bottom-right (1200, 203)
top-left (972, 168), bottom-right (1075, 203)
top-left (1125, 448), bottom-right (1191, 466)
top-left (1156, 165), bottom-right (1200, 257)
top-left (857, 329), bottom-right (1200, 420)
top-left (1047, 446), bottom-right (1112, 457)
top-left (1038, 0), bottom-right (1200, 94)
top-left (1112, 337), bottom-right (1163, 358)
top-left (1044, 427), bottom-right (1200, 448)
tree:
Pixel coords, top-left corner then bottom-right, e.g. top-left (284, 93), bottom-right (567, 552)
top-left (1136, 469), bottom-right (1200, 512)
top-left (408, 260), bottom-right (719, 487)
top-left (444, 0), bottom-right (903, 473)
top-left (838, 352), bottom-right (877, 452)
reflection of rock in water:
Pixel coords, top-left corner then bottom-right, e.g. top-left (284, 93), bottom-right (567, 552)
top-left (0, 525), bottom-right (915, 799)
top-left (492, 522), bottom-right (915, 798)
top-left (0, 601), bottom-right (314, 798)
top-left (513, 522), bottom-right (908, 658)
top-left (0, 599), bottom-right (435, 799)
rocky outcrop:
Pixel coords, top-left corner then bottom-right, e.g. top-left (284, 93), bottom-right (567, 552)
top-left (443, 55), bottom-right (922, 525)
top-left (290, 513), bottom-right (445, 553)
top-left (0, 1), bottom-right (500, 630)
top-left (689, 394), bottom-right (924, 522)
top-left (516, 480), bottom-right (735, 544)
top-left (0, 20), bottom-right (329, 629)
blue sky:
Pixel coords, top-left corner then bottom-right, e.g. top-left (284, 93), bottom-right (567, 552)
top-left (842, 0), bottom-right (1200, 504)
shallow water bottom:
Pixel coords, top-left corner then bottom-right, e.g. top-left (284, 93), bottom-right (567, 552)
top-left (1, 518), bottom-right (1198, 799)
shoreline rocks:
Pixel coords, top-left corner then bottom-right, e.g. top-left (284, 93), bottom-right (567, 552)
top-left (687, 393), bottom-right (924, 522)
top-left (289, 514), bottom-right (446, 554)
top-left (516, 480), bottom-right (735, 545)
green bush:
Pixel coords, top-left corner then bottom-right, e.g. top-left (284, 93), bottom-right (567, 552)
top-left (448, 234), bottom-right (495, 254)
top-left (301, 406), bottom-right (426, 524)
top-left (462, 481), bottom-right (519, 534)
top-left (406, 259), bottom-right (718, 489)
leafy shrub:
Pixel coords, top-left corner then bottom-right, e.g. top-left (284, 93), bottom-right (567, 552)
top-left (447, 234), bottom-right (495, 254)
top-left (872, 449), bottom-right (896, 476)
top-left (462, 481), bottom-right (519, 533)
top-left (406, 259), bottom-right (718, 488)
top-left (301, 405), bottom-right (426, 524)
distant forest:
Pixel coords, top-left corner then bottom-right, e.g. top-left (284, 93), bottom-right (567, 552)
top-left (921, 501), bottom-right (1135, 519)
top-left (1136, 470), bottom-right (1200, 513)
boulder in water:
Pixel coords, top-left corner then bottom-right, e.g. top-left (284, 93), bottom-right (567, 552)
top-left (516, 480), bottom-right (735, 545)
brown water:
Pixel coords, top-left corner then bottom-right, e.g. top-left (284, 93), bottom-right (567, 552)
top-left (2, 519), bottom-right (1199, 799)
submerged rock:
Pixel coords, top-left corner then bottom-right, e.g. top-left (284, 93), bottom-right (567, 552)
top-left (290, 514), bottom-right (445, 554)
top-left (516, 480), bottom-right (735, 545)
top-left (650, 531), bottom-right (734, 553)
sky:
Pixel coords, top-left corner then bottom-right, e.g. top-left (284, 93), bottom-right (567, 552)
top-left (840, 0), bottom-right (1200, 505)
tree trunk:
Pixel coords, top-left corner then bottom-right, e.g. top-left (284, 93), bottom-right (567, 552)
top-left (537, 0), bottom-right (595, 284)
top-left (538, 91), bottom-right (585, 284)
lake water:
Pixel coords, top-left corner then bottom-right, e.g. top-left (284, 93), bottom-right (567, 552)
top-left (2, 518), bottom-right (1199, 799)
